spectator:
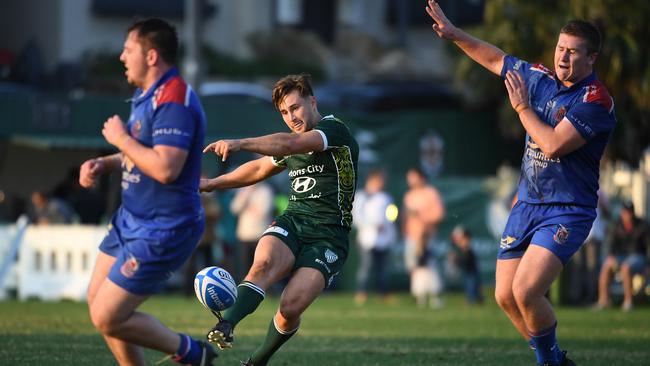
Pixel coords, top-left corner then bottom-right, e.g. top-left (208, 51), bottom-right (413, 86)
top-left (230, 181), bottom-right (274, 281)
top-left (596, 201), bottom-right (650, 311)
top-left (28, 190), bottom-right (76, 224)
top-left (449, 225), bottom-right (483, 305)
top-left (53, 167), bottom-right (106, 224)
top-left (566, 190), bottom-right (610, 304)
top-left (352, 169), bottom-right (398, 305)
top-left (402, 168), bottom-right (445, 308)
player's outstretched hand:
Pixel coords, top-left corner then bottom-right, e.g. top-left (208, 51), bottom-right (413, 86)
top-left (203, 139), bottom-right (241, 162)
top-left (425, 0), bottom-right (458, 40)
top-left (504, 71), bottom-right (530, 113)
top-left (79, 158), bottom-right (104, 188)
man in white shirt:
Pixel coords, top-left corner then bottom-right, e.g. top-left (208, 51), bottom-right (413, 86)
top-left (352, 170), bottom-right (397, 304)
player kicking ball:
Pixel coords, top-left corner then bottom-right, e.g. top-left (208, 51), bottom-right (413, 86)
top-left (200, 73), bottom-right (358, 365)
top-left (425, 1), bottom-right (616, 365)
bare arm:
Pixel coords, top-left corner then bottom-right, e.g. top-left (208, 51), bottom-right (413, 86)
top-left (204, 130), bottom-right (324, 161)
top-left (425, 0), bottom-right (505, 76)
top-left (200, 157), bottom-right (284, 192)
top-left (102, 114), bottom-right (188, 184)
top-left (505, 71), bottom-right (586, 158)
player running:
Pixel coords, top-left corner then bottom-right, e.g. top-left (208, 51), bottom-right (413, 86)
top-left (79, 18), bottom-right (215, 365)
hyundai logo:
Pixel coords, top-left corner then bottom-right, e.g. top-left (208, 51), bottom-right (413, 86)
top-left (292, 177), bottom-right (316, 193)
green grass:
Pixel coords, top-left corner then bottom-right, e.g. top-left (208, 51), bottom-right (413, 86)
top-left (0, 293), bottom-right (648, 365)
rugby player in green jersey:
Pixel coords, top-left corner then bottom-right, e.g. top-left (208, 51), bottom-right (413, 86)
top-left (201, 73), bottom-right (359, 365)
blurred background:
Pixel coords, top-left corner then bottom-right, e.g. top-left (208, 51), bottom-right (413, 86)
top-left (1, 0), bottom-right (649, 307)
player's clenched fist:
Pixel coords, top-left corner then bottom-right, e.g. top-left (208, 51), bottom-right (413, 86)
top-left (79, 158), bottom-right (104, 188)
top-left (203, 139), bottom-right (242, 162)
top-left (102, 115), bottom-right (130, 149)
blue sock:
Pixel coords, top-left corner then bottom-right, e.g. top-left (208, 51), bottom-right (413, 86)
top-left (173, 333), bottom-right (202, 364)
top-left (529, 322), bottom-right (562, 365)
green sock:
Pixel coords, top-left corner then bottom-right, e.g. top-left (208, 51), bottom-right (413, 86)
top-left (223, 281), bottom-right (265, 326)
top-left (250, 318), bottom-right (299, 366)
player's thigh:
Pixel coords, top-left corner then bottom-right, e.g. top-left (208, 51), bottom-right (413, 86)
top-left (247, 235), bottom-right (296, 286)
top-left (90, 278), bottom-right (149, 329)
top-left (512, 245), bottom-right (563, 299)
top-left (87, 251), bottom-right (117, 305)
top-left (279, 267), bottom-right (325, 317)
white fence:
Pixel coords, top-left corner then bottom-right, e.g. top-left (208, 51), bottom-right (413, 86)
top-left (0, 223), bottom-right (105, 301)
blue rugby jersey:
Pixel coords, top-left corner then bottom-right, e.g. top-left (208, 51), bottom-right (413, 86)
top-left (120, 67), bottom-right (205, 228)
top-left (502, 55), bottom-right (616, 207)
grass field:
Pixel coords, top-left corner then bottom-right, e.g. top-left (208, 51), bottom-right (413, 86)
top-left (0, 292), bottom-right (648, 365)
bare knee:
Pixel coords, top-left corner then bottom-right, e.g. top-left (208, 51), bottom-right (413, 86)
top-left (512, 280), bottom-right (542, 310)
top-left (278, 295), bottom-right (306, 322)
top-left (89, 306), bottom-right (121, 336)
top-left (495, 286), bottom-right (517, 311)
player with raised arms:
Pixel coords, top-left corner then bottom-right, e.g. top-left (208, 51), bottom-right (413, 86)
top-left (425, 1), bottom-right (616, 365)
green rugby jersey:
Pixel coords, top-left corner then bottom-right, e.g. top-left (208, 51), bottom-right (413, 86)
top-left (271, 115), bottom-right (359, 229)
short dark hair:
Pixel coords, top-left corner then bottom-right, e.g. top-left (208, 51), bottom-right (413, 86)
top-left (128, 18), bottom-right (178, 65)
top-left (407, 167), bottom-right (428, 180)
top-left (272, 73), bottom-right (314, 109)
top-left (560, 20), bottom-right (602, 55)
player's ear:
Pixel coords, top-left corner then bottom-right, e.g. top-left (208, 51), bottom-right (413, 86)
top-left (146, 48), bottom-right (159, 67)
top-left (310, 95), bottom-right (317, 110)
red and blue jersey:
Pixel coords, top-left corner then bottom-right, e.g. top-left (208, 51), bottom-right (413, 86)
top-left (119, 67), bottom-right (205, 229)
top-left (501, 55), bottom-right (616, 208)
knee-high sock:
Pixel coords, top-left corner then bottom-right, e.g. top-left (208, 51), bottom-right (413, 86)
top-left (223, 281), bottom-right (265, 326)
top-left (529, 322), bottom-right (562, 365)
top-left (249, 317), bottom-right (299, 366)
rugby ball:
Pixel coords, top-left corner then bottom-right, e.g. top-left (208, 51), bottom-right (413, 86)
top-left (194, 266), bottom-right (237, 312)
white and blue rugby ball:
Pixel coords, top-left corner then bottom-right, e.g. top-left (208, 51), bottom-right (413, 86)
top-left (194, 266), bottom-right (237, 312)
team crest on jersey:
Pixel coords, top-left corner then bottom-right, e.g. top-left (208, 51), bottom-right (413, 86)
top-left (120, 254), bottom-right (140, 278)
top-left (324, 249), bottom-right (338, 263)
top-left (554, 106), bottom-right (567, 123)
top-left (553, 225), bottom-right (570, 244)
top-left (130, 120), bottom-right (142, 138)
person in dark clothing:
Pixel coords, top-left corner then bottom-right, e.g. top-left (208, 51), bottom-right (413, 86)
top-left (449, 225), bottom-right (483, 304)
top-left (596, 201), bottom-right (650, 311)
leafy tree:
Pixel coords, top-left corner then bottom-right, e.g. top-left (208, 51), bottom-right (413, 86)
top-left (448, 0), bottom-right (650, 164)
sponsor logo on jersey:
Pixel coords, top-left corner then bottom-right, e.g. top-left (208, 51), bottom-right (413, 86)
top-left (292, 177), bottom-right (317, 193)
top-left (121, 156), bottom-right (140, 190)
top-left (553, 224), bottom-right (570, 244)
top-left (500, 236), bottom-right (517, 249)
top-left (288, 164), bottom-right (325, 177)
top-left (324, 248), bottom-right (338, 263)
top-left (120, 254), bottom-right (140, 278)
top-left (263, 226), bottom-right (289, 237)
